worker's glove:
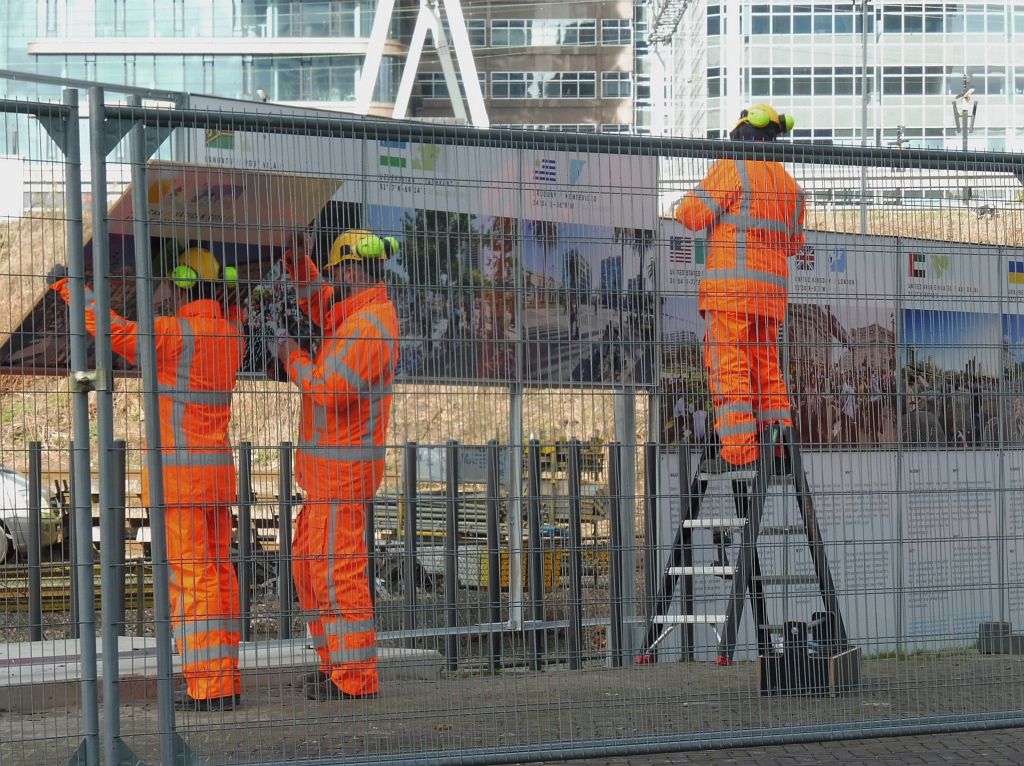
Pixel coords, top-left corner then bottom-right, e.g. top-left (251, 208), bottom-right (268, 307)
top-left (265, 319), bottom-right (292, 357)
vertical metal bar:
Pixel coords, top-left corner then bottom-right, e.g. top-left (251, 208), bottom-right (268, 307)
top-left (444, 440), bottom-right (460, 670)
top-left (277, 442), bottom-right (294, 640)
top-left (566, 440), bottom-right (584, 670)
top-left (403, 442), bottom-right (418, 649)
top-left (68, 442), bottom-right (79, 640)
top-left (127, 94), bottom-right (176, 764)
top-left (643, 442), bottom-right (659, 622)
top-left (28, 442), bottom-right (43, 641)
top-left (613, 390), bottom-right (637, 657)
top-left (678, 445), bottom-right (695, 660)
top-left (112, 440), bottom-right (127, 636)
top-left (608, 442), bottom-right (624, 668)
top-left (485, 440), bottom-right (503, 671)
top-left (859, 0), bottom-right (870, 235)
top-left (72, 87), bottom-right (100, 766)
top-left (366, 498), bottom-right (376, 608)
top-left (238, 442), bottom-right (253, 642)
top-left (89, 84), bottom-right (122, 766)
top-left (526, 440), bottom-right (546, 671)
top-left (135, 558), bottom-right (145, 636)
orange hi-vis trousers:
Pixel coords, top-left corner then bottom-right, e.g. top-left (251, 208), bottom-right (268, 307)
top-left (293, 498), bottom-right (378, 696)
top-left (166, 504), bottom-right (241, 700)
top-left (704, 311), bottom-right (793, 466)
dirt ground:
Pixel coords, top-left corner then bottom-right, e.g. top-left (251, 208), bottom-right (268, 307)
top-left (2, 654), bottom-right (1023, 766)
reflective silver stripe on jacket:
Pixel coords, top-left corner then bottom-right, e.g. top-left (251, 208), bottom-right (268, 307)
top-left (694, 186), bottom-right (726, 221)
top-left (717, 420), bottom-right (760, 438)
top-left (294, 276), bottom-right (327, 301)
top-left (156, 317), bottom-right (233, 469)
top-left (757, 407), bottom-right (792, 422)
top-left (704, 160), bottom-right (790, 291)
top-left (791, 189), bottom-right (805, 237)
top-left (179, 643), bottom-right (240, 666)
top-left (716, 401), bottom-right (754, 418)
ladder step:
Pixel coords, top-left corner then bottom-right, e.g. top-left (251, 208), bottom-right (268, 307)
top-left (682, 517), bottom-right (746, 529)
top-left (668, 565), bottom-right (736, 577)
top-left (653, 614), bottom-right (726, 625)
top-left (754, 574), bottom-right (819, 586)
top-left (697, 471), bottom-right (793, 485)
top-left (759, 525), bottom-right (806, 536)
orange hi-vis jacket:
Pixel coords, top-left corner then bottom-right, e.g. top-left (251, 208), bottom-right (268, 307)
top-left (678, 158), bottom-right (806, 320)
top-left (52, 279), bottom-right (243, 506)
top-left (284, 254), bottom-right (399, 499)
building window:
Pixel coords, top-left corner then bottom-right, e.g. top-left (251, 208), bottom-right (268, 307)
top-left (417, 71), bottom-right (487, 99)
top-left (467, 19), bottom-right (487, 46)
top-left (492, 72), bottom-right (597, 99)
top-left (492, 123), bottom-right (597, 133)
top-left (601, 123), bottom-right (631, 133)
top-left (708, 5), bottom-right (721, 35)
top-left (490, 19), bottom-right (596, 47)
top-left (602, 71), bottom-right (633, 98)
top-left (708, 67), bottom-right (721, 98)
top-left (601, 18), bottom-right (633, 45)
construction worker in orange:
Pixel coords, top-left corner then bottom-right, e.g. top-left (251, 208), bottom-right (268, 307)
top-left (676, 105), bottom-right (806, 472)
top-left (52, 247), bottom-right (245, 711)
top-left (273, 229), bottom-right (399, 700)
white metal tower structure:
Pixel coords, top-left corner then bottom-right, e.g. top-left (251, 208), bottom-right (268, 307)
top-left (355, 0), bottom-right (489, 128)
top-left (648, 0), bottom-right (693, 44)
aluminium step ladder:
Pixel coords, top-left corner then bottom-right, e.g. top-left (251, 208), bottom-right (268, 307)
top-left (637, 426), bottom-right (852, 680)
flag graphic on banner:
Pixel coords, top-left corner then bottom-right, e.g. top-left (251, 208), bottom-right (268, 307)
top-left (1009, 261), bottom-right (1024, 285)
top-left (205, 129), bottom-right (234, 150)
top-left (569, 159), bottom-right (586, 185)
top-left (379, 140), bottom-right (408, 168)
top-left (908, 252), bottom-right (926, 278)
top-left (669, 236), bottom-right (692, 264)
top-left (796, 245), bottom-right (815, 270)
top-left (534, 158), bottom-right (557, 183)
top-left (829, 248), bottom-right (847, 273)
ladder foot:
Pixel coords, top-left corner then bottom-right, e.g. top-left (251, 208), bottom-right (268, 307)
top-left (635, 652), bottom-right (655, 665)
top-left (715, 655), bottom-right (733, 666)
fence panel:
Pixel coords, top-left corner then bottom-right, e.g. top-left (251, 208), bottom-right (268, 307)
top-left (2, 88), bottom-right (1024, 765)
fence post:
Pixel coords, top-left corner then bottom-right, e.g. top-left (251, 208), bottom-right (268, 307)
top-left (485, 440), bottom-right (503, 671)
top-left (112, 440), bottom-right (127, 636)
top-left (27, 441), bottom-right (43, 641)
top-left (643, 442), bottom-right (659, 624)
top-left (277, 442), bottom-right (294, 640)
top-left (526, 440), bottom-right (546, 671)
top-left (608, 442), bottom-right (624, 668)
top-left (566, 440), bottom-right (584, 670)
top-left (444, 440), bottom-right (460, 670)
top-left (366, 498), bottom-right (376, 608)
top-left (69, 87), bottom-right (100, 765)
top-left (127, 92), bottom-right (177, 766)
top-left (238, 442), bottom-right (253, 642)
top-left (67, 441), bottom-right (78, 640)
top-left (403, 442), bottom-right (418, 649)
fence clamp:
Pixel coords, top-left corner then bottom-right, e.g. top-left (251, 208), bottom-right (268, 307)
top-left (69, 368), bottom-right (107, 393)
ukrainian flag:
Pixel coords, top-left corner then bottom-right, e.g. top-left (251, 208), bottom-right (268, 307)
top-left (1010, 261), bottom-right (1024, 285)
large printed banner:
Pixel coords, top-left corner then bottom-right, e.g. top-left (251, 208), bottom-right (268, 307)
top-left (657, 221), bottom-right (1024, 655)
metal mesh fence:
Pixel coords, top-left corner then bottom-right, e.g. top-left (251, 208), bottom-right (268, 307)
top-left (1, 84), bottom-right (1024, 765)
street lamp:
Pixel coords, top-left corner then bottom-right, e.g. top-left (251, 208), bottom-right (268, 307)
top-left (952, 75), bottom-right (978, 201)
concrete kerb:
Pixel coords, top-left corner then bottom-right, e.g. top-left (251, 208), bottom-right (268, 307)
top-left (0, 637), bottom-right (442, 713)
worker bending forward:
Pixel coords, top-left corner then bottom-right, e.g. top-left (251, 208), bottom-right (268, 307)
top-left (275, 230), bottom-right (399, 700)
top-left (54, 247), bottom-right (244, 710)
top-left (677, 104), bottom-right (806, 472)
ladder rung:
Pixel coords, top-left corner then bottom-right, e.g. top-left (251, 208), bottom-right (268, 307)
top-left (682, 517), bottom-right (746, 529)
top-left (697, 472), bottom-right (793, 485)
top-left (653, 614), bottom-right (726, 625)
top-left (759, 525), bottom-right (805, 536)
top-left (668, 565), bottom-right (736, 577)
top-left (758, 623), bottom-right (785, 633)
top-left (754, 574), bottom-right (819, 586)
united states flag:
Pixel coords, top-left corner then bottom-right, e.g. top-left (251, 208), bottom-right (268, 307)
top-left (533, 158), bottom-right (557, 183)
top-left (669, 236), bottom-right (693, 264)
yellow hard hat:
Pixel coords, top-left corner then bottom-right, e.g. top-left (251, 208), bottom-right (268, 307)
top-left (326, 229), bottom-right (398, 268)
top-left (169, 247), bottom-right (220, 290)
top-left (734, 104), bottom-right (795, 134)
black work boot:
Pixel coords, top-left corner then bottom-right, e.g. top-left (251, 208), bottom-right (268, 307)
top-left (173, 690), bottom-right (241, 712)
top-left (303, 676), bottom-right (379, 701)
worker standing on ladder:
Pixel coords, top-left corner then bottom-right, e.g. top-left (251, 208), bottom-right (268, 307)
top-left (53, 247), bottom-right (245, 711)
top-left (273, 230), bottom-right (399, 700)
top-left (676, 105), bottom-right (806, 472)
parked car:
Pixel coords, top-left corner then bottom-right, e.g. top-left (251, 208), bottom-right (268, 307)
top-left (0, 466), bottom-right (63, 561)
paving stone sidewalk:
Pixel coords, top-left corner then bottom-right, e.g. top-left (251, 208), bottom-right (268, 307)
top-left (519, 727), bottom-right (1024, 765)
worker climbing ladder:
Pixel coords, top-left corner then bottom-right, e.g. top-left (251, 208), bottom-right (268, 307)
top-left (637, 426), bottom-right (860, 695)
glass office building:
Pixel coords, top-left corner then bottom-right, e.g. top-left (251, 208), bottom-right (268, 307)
top-left (1, 1), bottom-right (402, 106)
top-left (669, 1), bottom-right (1024, 150)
